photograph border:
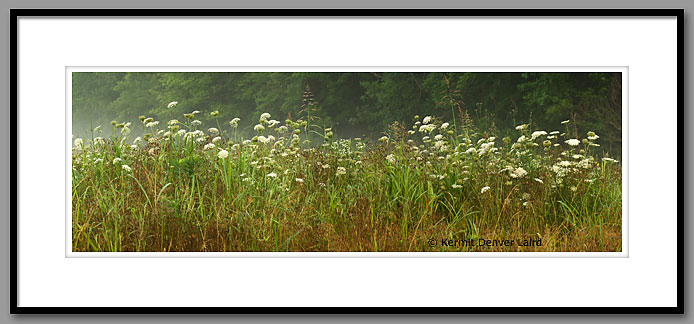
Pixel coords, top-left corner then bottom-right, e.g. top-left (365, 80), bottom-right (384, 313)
top-left (10, 8), bottom-right (684, 314)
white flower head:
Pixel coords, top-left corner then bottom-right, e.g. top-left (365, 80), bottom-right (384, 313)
top-left (440, 122), bottom-right (449, 130)
top-left (515, 124), bottom-right (528, 131)
top-left (481, 186), bottom-right (490, 194)
top-left (208, 127), bottom-right (219, 134)
top-left (267, 172), bottom-right (277, 178)
top-left (336, 167), bottom-right (347, 176)
top-left (121, 164), bottom-right (131, 172)
top-left (386, 154), bottom-right (395, 163)
top-left (561, 119), bottom-right (570, 124)
top-left (167, 101), bottom-right (178, 108)
top-left (74, 138), bottom-right (84, 149)
top-left (254, 124), bottom-right (265, 132)
top-left (295, 178), bottom-right (304, 183)
top-left (203, 143), bottom-right (215, 150)
top-left (565, 139), bottom-right (580, 146)
top-left (510, 167), bottom-right (528, 179)
top-left (217, 149), bottom-right (229, 159)
top-left (423, 116), bottom-right (432, 124)
top-left (419, 124), bottom-right (436, 133)
top-left (230, 118), bottom-right (241, 128)
top-left (531, 130), bottom-right (547, 140)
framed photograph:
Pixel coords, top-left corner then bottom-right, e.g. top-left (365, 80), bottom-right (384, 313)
top-left (11, 9), bottom-right (683, 313)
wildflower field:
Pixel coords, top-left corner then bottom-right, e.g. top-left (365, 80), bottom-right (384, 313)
top-left (72, 105), bottom-right (622, 252)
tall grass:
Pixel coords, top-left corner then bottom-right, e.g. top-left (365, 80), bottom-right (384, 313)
top-left (72, 110), bottom-right (622, 252)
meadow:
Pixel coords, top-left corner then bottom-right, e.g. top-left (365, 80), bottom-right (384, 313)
top-left (71, 105), bottom-right (622, 252)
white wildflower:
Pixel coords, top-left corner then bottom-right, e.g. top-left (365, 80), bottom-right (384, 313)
top-left (440, 122), bottom-right (449, 130)
top-left (531, 130), bottom-right (547, 140)
top-left (510, 167), bottom-right (528, 179)
top-left (423, 116), bottom-right (432, 124)
top-left (295, 178), bottom-right (304, 183)
top-left (267, 172), bottom-right (277, 178)
top-left (336, 167), bottom-right (347, 176)
top-left (254, 124), bottom-right (265, 132)
top-left (481, 186), bottom-right (490, 194)
top-left (386, 154), bottom-right (395, 163)
top-left (515, 124), bottom-right (528, 131)
top-left (121, 164), bottom-right (131, 172)
top-left (565, 139), bottom-right (580, 146)
top-left (561, 120), bottom-right (570, 124)
top-left (204, 143), bottom-right (215, 150)
top-left (534, 178), bottom-right (544, 184)
top-left (217, 149), bottom-right (229, 159)
top-left (230, 118), bottom-right (240, 127)
top-left (208, 127), bottom-right (219, 134)
top-left (167, 101), bottom-right (178, 108)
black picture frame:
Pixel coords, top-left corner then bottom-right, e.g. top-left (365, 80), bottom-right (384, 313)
top-left (9, 8), bottom-right (684, 315)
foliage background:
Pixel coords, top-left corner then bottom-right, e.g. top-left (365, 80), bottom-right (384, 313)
top-left (72, 72), bottom-right (622, 155)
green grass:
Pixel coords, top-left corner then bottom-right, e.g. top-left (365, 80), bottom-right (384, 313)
top-left (72, 113), bottom-right (622, 252)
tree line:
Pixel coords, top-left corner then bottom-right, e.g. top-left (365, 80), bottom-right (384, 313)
top-left (72, 72), bottom-right (622, 155)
